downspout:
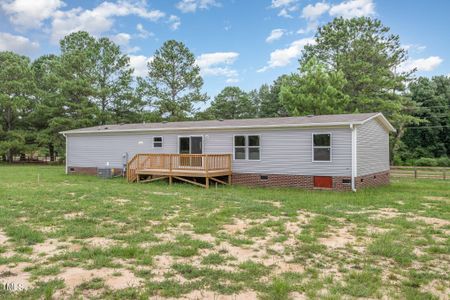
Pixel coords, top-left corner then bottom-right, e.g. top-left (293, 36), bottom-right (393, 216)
top-left (350, 124), bottom-right (357, 192)
top-left (62, 133), bottom-right (68, 174)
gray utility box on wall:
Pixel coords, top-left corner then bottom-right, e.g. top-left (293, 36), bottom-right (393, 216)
top-left (97, 168), bottom-right (113, 179)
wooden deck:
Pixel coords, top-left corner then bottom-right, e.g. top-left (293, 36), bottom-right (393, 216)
top-left (126, 153), bottom-right (232, 188)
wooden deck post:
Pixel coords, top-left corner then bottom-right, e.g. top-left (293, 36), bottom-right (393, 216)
top-left (205, 154), bottom-right (209, 189)
top-left (228, 154), bottom-right (232, 185)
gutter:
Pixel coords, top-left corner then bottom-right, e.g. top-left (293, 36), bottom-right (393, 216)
top-left (350, 124), bottom-right (357, 192)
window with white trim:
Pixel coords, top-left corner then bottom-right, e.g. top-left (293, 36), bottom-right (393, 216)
top-left (234, 135), bottom-right (260, 160)
top-left (313, 133), bottom-right (331, 162)
top-left (153, 136), bottom-right (163, 148)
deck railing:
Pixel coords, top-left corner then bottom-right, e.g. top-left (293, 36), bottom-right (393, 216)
top-left (127, 153), bottom-right (232, 182)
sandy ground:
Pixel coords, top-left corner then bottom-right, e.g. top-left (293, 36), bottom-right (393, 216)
top-left (0, 205), bottom-right (449, 299)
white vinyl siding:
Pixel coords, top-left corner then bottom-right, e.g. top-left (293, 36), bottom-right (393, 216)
top-left (357, 118), bottom-right (390, 176)
top-left (66, 126), bottom-right (352, 176)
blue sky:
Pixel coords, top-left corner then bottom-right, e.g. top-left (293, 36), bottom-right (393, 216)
top-left (0, 0), bottom-right (449, 99)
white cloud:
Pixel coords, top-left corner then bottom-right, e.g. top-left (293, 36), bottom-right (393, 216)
top-left (129, 55), bottom-right (154, 77)
top-left (196, 52), bottom-right (239, 82)
top-left (0, 32), bottom-right (39, 54)
top-left (271, 0), bottom-right (296, 8)
top-left (258, 37), bottom-right (315, 72)
top-left (1, 0), bottom-right (63, 29)
top-left (398, 56), bottom-right (443, 73)
top-left (402, 44), bottom-right (426, 53)
top-left (277, 8), bottom-right (292, 18)
top-left (329, 0), bottom-right (375, 19)
top-left (196, 52), bottom-right (239, 68)
top-left (271, 0), bottom-right (298, 18)
top-left (226, 78), bottom-right (239, 83)
top-left (136, 23), bottom-right (153, 39)
top-left (266, 29), bottom-right (285, 43)
top-left (302, 2), bottom-right (330, 20)
top-left (176, 0), bottom-right (220, 13)
top-left (298, 2), bottom-right (330, 34)
top-left (111, 32), bottom-right (139, 53)
top-left (50, 1), bottom-right (165, 43)
top-left (168, 15), bottom-right (181, 30)
top-left (111, 33), bottom-right (131, 46)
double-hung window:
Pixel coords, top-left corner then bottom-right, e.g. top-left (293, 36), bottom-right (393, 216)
top-left (312, 133), bottom-right (331, 162)
top-left (153, 136), bottom-right (163, 148)
top-left (234, 135), bottom-right (260, 160)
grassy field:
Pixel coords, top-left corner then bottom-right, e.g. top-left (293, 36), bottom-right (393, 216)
top-left (0, 165), bottom-right (448, 299)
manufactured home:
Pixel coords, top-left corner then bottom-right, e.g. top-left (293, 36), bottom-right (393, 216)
top-left (61, 112), bottom-right (395, 191)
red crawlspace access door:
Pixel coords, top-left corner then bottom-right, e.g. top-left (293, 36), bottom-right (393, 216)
top-left (313, 176), bottom-right (333, 188)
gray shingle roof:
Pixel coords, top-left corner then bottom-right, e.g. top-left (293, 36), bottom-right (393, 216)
top-left (61, 112), bottom-right (394, 134)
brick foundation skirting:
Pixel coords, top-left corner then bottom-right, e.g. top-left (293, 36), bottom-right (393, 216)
top-left (68, 166), bottom-right (98, 175)
top-left (68, 166), bottom-right (389, 190)
top-left (68, 166), bottom-right (123, 176)
top-left (232, 173), bottom-right (314, 189)
top-left (232, 170), bottom-right (390, 191)
top-left (355, 170), bottom-right (390, 189)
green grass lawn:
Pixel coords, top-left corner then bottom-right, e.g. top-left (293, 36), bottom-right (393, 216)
top-left (0, 165), bottom-right (449, 299)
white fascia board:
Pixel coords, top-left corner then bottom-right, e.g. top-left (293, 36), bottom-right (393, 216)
top-left (60, 122), bottom-right (359, 135)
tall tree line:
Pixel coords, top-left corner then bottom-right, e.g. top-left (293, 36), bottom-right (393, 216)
top-left (0, 32), bottom-right (205, 162)
top-left (0, 17), bottom-right (448, 164)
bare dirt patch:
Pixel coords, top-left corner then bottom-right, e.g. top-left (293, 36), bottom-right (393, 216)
top-left (111, 198), bottom-right (131, 205)
top-left (33, 239), bottom-right (70, 257)
top-left (85, 237), bottom-right (117, 248)
top-left (319, 226), bottom-right (357, 249)
top-left (366, 225), bottom-right (389, 235)
top-left (152, 191), bottom-right (178, 196)
top-left (217, 242), bottom-right (259, 263)
top-left (257, 200), bottom-right (282, 208)
top-left (49, 266), bottom-right (142, 291)
top-left (0, 262), bottom-right (32, 291)
top-left (163, 290), bottom-right (258, 300)
top-left (152, 255), bottom-right (175, 281)
top-left (408, 216), bottom-right (450, 228)
top-left (64, 212), bottom-right (84, 220)
top-left (285, 221), bottom-right (302, 235)
top-left (421, 279), bottom-right (450, 300)
top-left (274, 261), bottom-right (305, 274)
top-left (38, 226), bottom-right (59, 234)
top-left (372, 208), bottom-right (402, 219)
top-left (424, 196), bottom-right (449, 202)
top-left (0, 230), bottom-right (9, 244)
top-left (222, 218), bottom-right (249, 234)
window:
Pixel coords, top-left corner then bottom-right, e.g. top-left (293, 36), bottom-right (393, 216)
top-left (313, 133), bottom-right (331, 162)
top-left (153, 136), bottom-right (163, 148)
top-left (248, 135), bottom-right (260, 160)
top-left (234, 135), bottom-right (260, 160)
top-left (178, 136), bottom-right (202, 154)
